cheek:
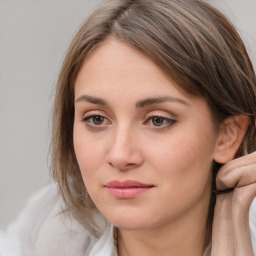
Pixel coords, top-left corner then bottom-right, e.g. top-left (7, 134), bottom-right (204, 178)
top-left (147, 124), bottom-right (216, 189)
top-left (73, 132), bottom-right (108, 205)
top-left (148, 129), bottom-right (215, 217)
top-left (73, 126), bottom-right (106, 185)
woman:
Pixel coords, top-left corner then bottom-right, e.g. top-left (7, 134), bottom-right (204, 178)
top-left (2, 0), bottom-right (256, 255)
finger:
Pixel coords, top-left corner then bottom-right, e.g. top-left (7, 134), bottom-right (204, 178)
top-left (216, 152), bottom-right (256, 186)
top-left (216, 157), bottom-right (256, 191)
top-left (232, 183), bottom-right (256, 212)
top-left (219, 151), bottom-right (256, 174)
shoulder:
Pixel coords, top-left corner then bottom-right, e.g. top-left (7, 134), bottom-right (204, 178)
top-left (6, 184), bottom-right (98, 256)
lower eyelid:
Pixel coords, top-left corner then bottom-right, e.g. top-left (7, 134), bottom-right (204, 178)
top-left (82, 114), bottom-right (114, 129)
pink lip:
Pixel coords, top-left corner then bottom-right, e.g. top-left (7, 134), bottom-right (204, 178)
top-left (105, 180), bottom-right (154, 199)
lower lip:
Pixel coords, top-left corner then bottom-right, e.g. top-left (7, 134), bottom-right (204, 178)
top-left (107, 187), bottom-right (152, 199)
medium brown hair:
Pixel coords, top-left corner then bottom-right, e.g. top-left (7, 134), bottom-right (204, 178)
top-left (51, 0), bottom-right (256, 248)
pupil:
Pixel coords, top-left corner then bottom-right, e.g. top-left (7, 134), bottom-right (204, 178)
top-left (93, 116), bottom-right (104, 125)
top-left (153, 117), bottom-right (163, 126)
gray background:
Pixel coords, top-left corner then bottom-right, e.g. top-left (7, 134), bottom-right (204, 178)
top-left (0, 0), bottom-right (255, 228)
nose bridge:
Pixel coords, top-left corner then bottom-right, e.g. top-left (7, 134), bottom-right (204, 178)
top-left (114, 124), bottom-right (131, 151)
top-left (107, 122), bottom-right (142, 170)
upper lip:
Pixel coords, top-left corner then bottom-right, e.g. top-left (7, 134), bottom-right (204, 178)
top-left (106, 180), bottom-right (155, 188)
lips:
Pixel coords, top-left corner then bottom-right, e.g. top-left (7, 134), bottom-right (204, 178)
top-left (105, 180), bottom-right (154, 199)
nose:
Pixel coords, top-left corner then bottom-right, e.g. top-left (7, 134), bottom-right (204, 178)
top-left (106, 126), bottom-right (144, 171)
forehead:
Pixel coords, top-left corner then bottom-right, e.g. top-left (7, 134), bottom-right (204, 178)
top-left (75, 39), bottom-right (188, 100)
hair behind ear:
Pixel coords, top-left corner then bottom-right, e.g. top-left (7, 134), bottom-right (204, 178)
top-left (213, 115), bottom-right (250, 164)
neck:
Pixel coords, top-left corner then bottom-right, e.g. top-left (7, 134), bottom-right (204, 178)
top-left (117, 196), bottom-right (210, 256)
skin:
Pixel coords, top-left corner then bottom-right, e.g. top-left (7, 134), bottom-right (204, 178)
top-left (212, 151), bottom-right (256, 256)
top-left (73, 38), bottom-right (255, 255)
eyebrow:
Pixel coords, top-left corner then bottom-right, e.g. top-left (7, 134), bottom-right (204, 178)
top-left (75, 95), bottom-right (188, 107)
top-left (75, 95), bottom-right (107, 105)
top-left (135, 96), bottom-right (189, 108)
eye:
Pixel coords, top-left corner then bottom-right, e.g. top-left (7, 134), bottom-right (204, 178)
top-left (82, 115), bottom-right (109, 127)
top-left (145, 115), bottom-right (176, 128)
top-left (151, 116), bottom-right (166, 126)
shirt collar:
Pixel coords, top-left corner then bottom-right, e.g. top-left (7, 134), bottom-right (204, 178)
top-left (89, 223), bottom-right (117, 256)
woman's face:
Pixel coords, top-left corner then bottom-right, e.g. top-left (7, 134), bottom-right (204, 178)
top-left (73, 38), bottom-right (218, 231)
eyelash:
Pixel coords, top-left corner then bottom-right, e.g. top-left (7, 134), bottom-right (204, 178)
top-left (81, 115), bottom-right (110, 127)
top-left (144, 115), bottom-right (176, 128)
top-left (81, 114), bottom-right (176, 129)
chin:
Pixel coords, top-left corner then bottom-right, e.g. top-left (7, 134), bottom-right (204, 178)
top-left (101, 207), bottom-right (162, 231)
top-left (111, 219), bottom-right (153, 231)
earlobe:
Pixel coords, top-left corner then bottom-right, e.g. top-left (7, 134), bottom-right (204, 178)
top-left (213, 115), bottom-right (250, 164)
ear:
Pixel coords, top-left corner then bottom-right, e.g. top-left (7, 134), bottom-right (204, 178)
top-left (213, 115), bottom-right (250, 164)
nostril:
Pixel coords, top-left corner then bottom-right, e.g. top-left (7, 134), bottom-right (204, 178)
top-left (108, 161), bottom-right (114, 167)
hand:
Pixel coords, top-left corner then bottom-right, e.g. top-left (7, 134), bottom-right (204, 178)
top-left (211, 151), bottom-right (256, 256)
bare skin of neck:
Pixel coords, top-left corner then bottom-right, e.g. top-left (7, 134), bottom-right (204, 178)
top-left (117, 194), bottom-right (210, 256)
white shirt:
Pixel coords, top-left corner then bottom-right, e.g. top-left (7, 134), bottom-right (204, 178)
top-left (1, 184), bottom-right (255, 256)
